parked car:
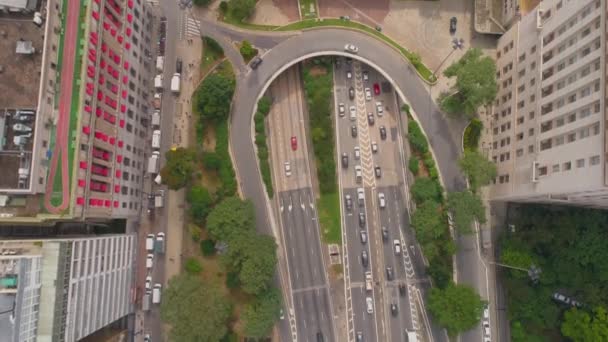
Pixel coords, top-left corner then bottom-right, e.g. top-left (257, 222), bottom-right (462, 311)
top-left (349, 105), bottom-right (357, 121)
top-left (284, 162), bottom-right (292, 177)
top-left (355, 165), bottom-right (362, 183)
top-left (145, 276), bottom-right (152, 291)
top-left (359, 212), bottom-right (366, 227)
top-left (357, 187), bottom-right (365, 206)
top-left (366, 297), bottom-right (373, 314)
top-left (341, 153), bottom-right (349, 168)
top-left (374, 166), bottom-right (382, 178)
top-left (376, 102), bottom-right (384, 116)
top-left (354, 146), bottom-right (360, 160)
top-left (373, 83), bottom-right (380, 95)
top-left (450, 17), bottom-right (457, 34)
top-left (378, 192), bottom-right (386, 208)
top-left (362, 71), bottom-right (369, 81)
top-left (393, 239), bottom-right (401, 255)
top-left (386, 267), bottom-right (394, 280)
top-left (371, 142), bottom-right (378, 153)
top-left (364, 88), bottom-right (372, 101)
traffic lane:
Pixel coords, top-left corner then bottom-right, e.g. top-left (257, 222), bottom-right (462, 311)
top-left (344, 191), bottom-right (369, 283)
top-left (351, 285), bottom-right (378, 342)
top-left (293, 289), bottom-right (334, 342)
top-left (293, 188), bottom-right (326, 287)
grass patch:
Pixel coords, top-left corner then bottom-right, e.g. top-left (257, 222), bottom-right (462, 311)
top-left (276, 19), bottom-right (435, 82)
top-left (200, 36), bottom-right (225, 75)
top-left (299, 0), bottom-right (318, 19)
top-left (221, 9), bottom-right (279, 31)
top-left (317, 192), bottom-right (341, 243)
top-left (463, 119), bottom-right (482, 151)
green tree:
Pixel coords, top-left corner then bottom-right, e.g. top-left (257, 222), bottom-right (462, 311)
top-left (189, 223), bottom-right (202, 242)
top-left (202, 152), bottom-right (221, 171)
top-left (500, 246), bottom-right (535, 279)
top-left (197, 73), bottom-right (235, 122)
top-left (562, 307), bottom-right (608, 342)
top-left (240, 234), bottom-right (277, 295)
top-left (193, 0), bottom-right (212, 6)
top-left (441, 48), bottom-right (498, 118)
top-left (229, 0), bottom-right (256, 21)
top-left (407, 120), bottom-right (429, 154)
top-left (242, 288), bottom-right (282, 338)
top-left (446, 191), bottom-right (485, 234)
top-left (206, 197), bottom-right (255, 242)
top-left (411, 201), bottom-right (444, 244)
top-left (239, 40), bottom-right (257, 62)
top-left (458, 149), bottom-right (497, 191)
top-left (184, 258), bottom-right (203, 274)
top-left (428, 282), bottom-right (486, 336)
top-left (410, 177), bottom-right (442, 205)
top-left (408, 156), bottom-right (419, 175)
top-left (187, 186), bottom-right (214, 224)
top-left (161, 274), bottom-right (232, 341)
top-left (160, 148), bottom-right (196, 190)
top-left (200, 239), bottom-right (216, 256)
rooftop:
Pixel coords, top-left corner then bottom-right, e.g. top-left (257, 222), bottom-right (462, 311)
top-left (0, 16), bottom-right (44, 109)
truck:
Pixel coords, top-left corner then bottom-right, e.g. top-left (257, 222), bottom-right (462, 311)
top-left (151, 110), bottom-right (161, 127)
top-left (154, 190), bottom-right (164, 208)
top-left (152, 130), bottom-right (161, 150)
top-left (365, 272), bottom-right (373, 291)
top-left (154, 74), bottom-right (163, 91)
top-left (156, 56), bottom-right (164, 72)
top-left (406, 330), bottom-right (418, 342)
top-left (170, 73), bottom-right (181, 94)
top-left (154, 232), bottom-right (165, 254)
top-left (145, 234), bottom-right (155, 251)
top-left (152, 284), bottom-right (162, 304)
top-left (147, 152), bottom-right (160, 174)
top-left (153, 93), bottom-right (162, 110)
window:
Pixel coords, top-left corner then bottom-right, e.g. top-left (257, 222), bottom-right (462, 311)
top-left (516, 149), bottom-right (523, 157)
top-left (528, 145), bottom-right (534, 153)
top-left (552, 164), bottom-right (560, 173)
top-left (530, 62), bottom-right (536, 70)
top-left (590, 155), bottom-right (600, 165)
top-left (538, 166), bottom-right (548, 176)
top-left (555, 136), bottom-right (564, 146)
top-left (516, 132), bottom-right (524, 141)
top-left (530, 45), bottom-right (536, 54)
top-left (518, 53), bottom-right (526, 62)
top-left (576, 158), bottom-right (585, 168)
top-left (567, 133), bottom-right (576, 143)
top-left (517, 117), bottom-right (524, 124)
top-left (579, 127), bottom-right (590, 139)
top-left (556, 117), bottom-right (565, 127)
top-left (530, 77), bottom-right (535, 86)
top-left (529, 111), bottom-right (535, 119)
top-left (563, 161), bottom-right (571, 171)
top-left (568, 114), bottom-right (576, 123)
top-left (528, 128), bottom-right (535, 136)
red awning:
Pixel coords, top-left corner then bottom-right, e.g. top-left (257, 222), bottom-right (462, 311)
top-left (77, 197), bottom-right (85, 205)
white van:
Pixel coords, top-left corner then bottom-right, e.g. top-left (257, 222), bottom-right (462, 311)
top-left (146, 234), bottom-right (155, 251)
top-left (146, 254), bottom-right (154, 269)
top-left (366, 297), bottom-right (373, 314)
top-left (152, 284), bottom-right (162, 304)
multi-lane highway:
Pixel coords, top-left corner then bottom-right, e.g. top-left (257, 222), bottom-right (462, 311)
top-left (267, 66), bottom-right (336, 342)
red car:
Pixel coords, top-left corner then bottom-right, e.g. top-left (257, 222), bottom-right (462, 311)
top-left (373, 83), bottom-right (381, 95)
top-left (291, 136), bottom-right (297, 151)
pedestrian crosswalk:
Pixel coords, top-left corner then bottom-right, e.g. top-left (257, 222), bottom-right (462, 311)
top-left (178, 13), bottom-right (201, 40)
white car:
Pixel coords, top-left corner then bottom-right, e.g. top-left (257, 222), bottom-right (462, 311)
top-left (344, 43), bottom-right (359, 53)
top-left (284, 162), bottom-right (292, 177)
top-left (362, 70), bottom-right (369, 81)
top-left (338, 103), bottom-right (345, 116)
top-left (364, 88), bottom-right (372, 101)
top-left (357, 187), bottom-right (365, 206)
top-left (144, 334), bottom-right (151, 342)
top-left (376, 101), bottom-right (384, 116)
top-left (378, 192), bottom-right (386, 208)
top-left (347, 71), bottom-right (352, 79)
top-left (371, 141), bottom-right (378, 153)
top-left (354, 165), bottom-right (362, 183)
top-left (12, 123), bottom-right (32, 132)
top-left (354, 146), bottom-right (360, 160)
top-left (393, 239), bottom-right (401, 255)
top-left (145, 276), bottom-right (152, 290)
top-left (349, 106), bottom-right (357, 121)
top-left (146, 254), bottom-right (154, 269)
top-left (366, 297), bottom-right (373, 313)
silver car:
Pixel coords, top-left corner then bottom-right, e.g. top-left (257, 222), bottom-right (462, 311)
top-left (344, 43), bottom-right (359, 53)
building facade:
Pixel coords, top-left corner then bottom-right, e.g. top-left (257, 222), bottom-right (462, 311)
top-left (0, 235), bottom-right (136, 342)
top-left (491, 0), bottom-right (608, 207)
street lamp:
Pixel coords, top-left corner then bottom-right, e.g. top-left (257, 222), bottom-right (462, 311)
top-left (491, 261), bottom-right (542, 284)
top-left (431, 37), bottom-right (465, 80)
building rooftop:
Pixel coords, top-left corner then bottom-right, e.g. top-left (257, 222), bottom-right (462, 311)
top-left (0, 17), bottom-right (44, 109)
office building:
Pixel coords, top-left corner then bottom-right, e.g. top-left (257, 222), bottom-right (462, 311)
top-left (491, 0), bottom-right (607, 207)
top-left (0, 235), bottom-right (136, 342)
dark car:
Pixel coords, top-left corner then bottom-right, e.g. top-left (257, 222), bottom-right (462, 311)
top-left (351, 125), bottom-right (358, 138)
top-left (349, 87), bottom-right (355, 100)
top-left (382, 226), bottom-right (388, 241)
top-left (341, 153), bottom-right (349, 168)
top-left (359, 212), bottom-right (366, 227)
top-left (390, 303), bottom-right (398, 316)
top-left (379, 126), bottom-right (387, 140)
top-left (317, 332), bottom-right (324, 342)
top-left (374, 166), bottom-right (382, 178)
top-left (176, 58), bottom-right (182, 73)
top-left (367, 112), bottom-right (375, 126)
top-left (450, 17), bottom-right (457, 34)
top-left (361, 251), bottom-right (369, 267)
top-left (250, 56), bottom-right (263, 69)
top-left (386, 267), bottom-right (394, 280)
top-left (399, 283), bottom-right (406, 296)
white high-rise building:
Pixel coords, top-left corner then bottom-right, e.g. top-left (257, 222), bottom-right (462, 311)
top-left (0, 235), bottom-right (136, 342)
top-left (491, 0), bottom-right (607, 208)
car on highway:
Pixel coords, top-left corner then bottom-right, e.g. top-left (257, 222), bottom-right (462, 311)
top-left (373, 83), bottom-right (380, 95)
top-left (359, 212), bottom-right (366, 227)
top-left (347, 70), bottom-right (352, 79)
top-left (393, 239), bottom-right (401, 255)
top-left (349, 105), bottom-right (357, 121)
top-left (349, 87), bottom-right (355, 100)
top-left (371, 141), bottom-right (378, 153)
top-left (145, 276), bottom-right (152, 291)
top-left (354, 146), bottom-right (360, 160)
top-left (176, 58), bottom-right (183, 73)
top-left (279, 309), bottom-right (285, 320)
top-left (284, 162), bottom-right (292, 177)
top-left (338, 103), bottom-right (345, 116)
top-left (367, 112), bottom-right (375, 125)
top-left (399, 283), bottom-right (406, 296)
top-left (362, 70), bottom-right (369, 81)
top-left (483, 305), bottom-right (490, 320)
top-left (341, 153), bottom-right (349, 168)
top-left (345, 194), bottom-right (353, 210)
top-left (382, 226), bottom-right (389, 241)
top-left (356, 331), bottom-right (363, 342)
top-left (250, 56), bottom-right (263, 69)
top-left (366, 297), bottom-right (374, 314)
top-left (344, 43), bottom-right (359, 53)
top-left (391, 303), bottom-right (399, 316)
top-left (351, 124), bottom-right (357, 137)
top-left (364, 88), bottom-right (372, 101)
top-left (450, 16), bottom-right (457, 34)
top-left (374, 165), bottom-right (382, 178)
top-left (379, 126), bottom-right (387, 140)
top-left (376, 101), bottom-right (384, 116)
top-left (360, 230), bottom-right (367, 244)
top-left (291, 136), bottom-right (297, 151)
top-left (146, 254), bottom-right (153, 269)
top-left (357, 187), bottom-right (365, 206)
top-left (386, 267), bottom-right (394, 280)
top-left (355, 165), bottom-right (362, 183)
top-left (361, 250), bottom-right (369, 267)
top-left (378, 192), bottom-right (386, 208)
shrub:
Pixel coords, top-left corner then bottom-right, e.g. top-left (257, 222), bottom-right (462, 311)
top-left (226, 271), bottom-right (240, 289)
top-left (239, 40), bottom-right (258, 62)
top-left (411, 178), bottom-right (442, 205)
top-left (203, 36), bottom-right (224, 56)
top-left (202, 152), bottom-right (221, 171)
top-left (185, 258), bottom-right (203, 274)
top-left (215, 122), bottom-right (237, 198)
top-left (463, 119), bottom-right (483, 150)
top-left (408, 156), bottom-right (420, 176)
top-left (219, 1), bottom-right (228, 14)
top-left (401, 103), bottom-right (410, 115)
top-left (408, 121), bottom-right (429, 154)
top-left (189, 223), bottom-right (202, 242)
top-left (428, 257), bottom-right (452, 289)
top-left (201, 239), bottom-right (216, 256)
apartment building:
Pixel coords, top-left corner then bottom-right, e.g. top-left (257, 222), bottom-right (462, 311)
top-left (0, 235), bottom-right (136, 342)
top-left (0, 0), bottom-right (157, 221)
top-left (491, 0), bottom-right (607, 207)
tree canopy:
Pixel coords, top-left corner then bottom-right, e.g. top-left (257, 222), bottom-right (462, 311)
top-left (187, 185), bottom-right (214, 224)
top-left (411, 201), bottom-right (445, 251)
top-left (440, 48), bottom-right (498, 118)
top-left (161, 274), bottom-right (232, 342)
top-left (196, 73), bottom-right (235, 122)
top-left (239, 234), bottom-right (277, 295)
top-left (428, 282), bottom-right (486, 336)
top-left (239, 40), bottom-right (257, 62)
top-left (410, 177), bottom-right (442, 205)
top-left (242, 288), bottom-right (282, 338)
top-left (160, 147), bottom-right (196, 190)
top-left (206, 197), bottom-right (255, 242)
top-left (228, 0), bottom-right (256, 21)
top-left (458, 149), bottom-right (497, 191)
top-left (446, 191), bottom-right (485, 234)
top-left (561, 307), bottom-right (608, 342)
